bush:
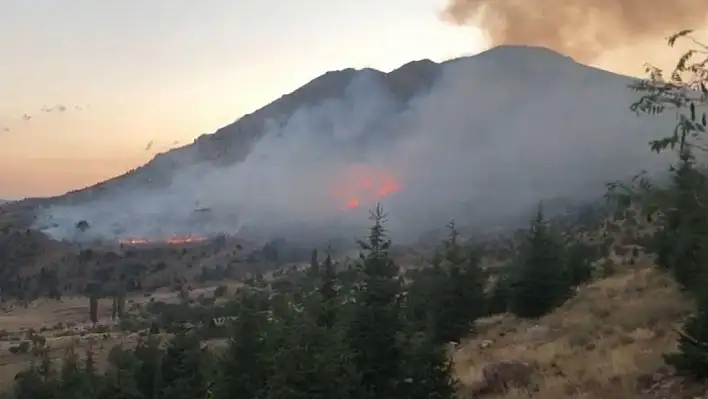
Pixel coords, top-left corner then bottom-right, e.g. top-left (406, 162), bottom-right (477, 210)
top-left (214, 285), bottom-right (228, 298)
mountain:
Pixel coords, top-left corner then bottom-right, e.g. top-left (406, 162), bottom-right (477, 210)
top-left (34, 45), bottom-right (676, 244)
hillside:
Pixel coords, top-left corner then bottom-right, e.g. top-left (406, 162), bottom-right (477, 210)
top-left (2, 29), bottom-right (708, 397)
top-left (0, 199), bottom-right (706, 398)
top-left (29, 45), bottom-right (677, 247)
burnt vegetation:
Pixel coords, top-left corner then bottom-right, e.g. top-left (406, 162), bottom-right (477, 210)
top-left (3, 31), bottom-right (708, 398)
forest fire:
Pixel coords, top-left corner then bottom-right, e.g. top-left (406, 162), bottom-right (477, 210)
top-left (118, 235), bottom-right (208, 246)
top-left (332, 164), bottom-right (402, 210)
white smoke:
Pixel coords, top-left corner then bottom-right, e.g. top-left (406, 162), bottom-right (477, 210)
top-left (34, 46), bottom-right (677, 245)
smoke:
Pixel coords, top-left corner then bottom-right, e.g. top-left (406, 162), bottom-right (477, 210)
top-left (34, 47), bottom-right (677, 246)
top-left (443, 0), bottom-right (708, 63)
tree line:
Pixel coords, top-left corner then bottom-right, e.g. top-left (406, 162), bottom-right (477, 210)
top-left (5, 202), bottom-right (599, 399)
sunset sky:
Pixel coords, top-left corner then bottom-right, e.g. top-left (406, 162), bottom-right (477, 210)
top-left (0, 0), bottom-right (484, 198)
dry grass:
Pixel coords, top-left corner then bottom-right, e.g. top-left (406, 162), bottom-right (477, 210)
top-left (454, 265), bottom-right (694, 398)
top-left (0, 258), bottom-right (697, 397)
top-left (0, 280), bottom-right (245, 389)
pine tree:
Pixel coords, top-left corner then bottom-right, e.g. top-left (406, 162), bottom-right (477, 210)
top-left (510, 204), bottom-right (571, 318)
top-left (437, 221), bottom-right (487, 343)
top-left (347, 203), bottom-right (404, 398)
top-left (13, 355), bottom-right (57, 399)
top-left (214, 291), bottom-right (272, 399)
top-left (266, 298), bottom-right (361, 399)
top-left (565, 240), bottom-right (594, 287)
top-left (57, 345), bottom-right (94, 399)
top-left (660, 150), bottom-right (708, 292)
top-left (315, 249), bottom-right (339, 328)
top-left (160, 330), bottom-right (212, 399)
top-left (99, 345), bottom-right (143, 399)
top-left (665, 289), bottom-right (708, 380)
top-left (397, 315), bottom-right (457, 399)
top-left (405, 263), bottom-right (447, 337)
top-left (133, 335), bottom-right (163, 399)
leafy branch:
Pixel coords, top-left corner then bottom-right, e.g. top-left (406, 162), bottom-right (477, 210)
top-left (629, 29), bottom-right (708, 154)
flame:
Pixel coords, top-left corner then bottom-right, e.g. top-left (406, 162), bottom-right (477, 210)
top-left (332, 164), bottom-right (402, 210)
top-left (118, 235), bottom-right (207, 246)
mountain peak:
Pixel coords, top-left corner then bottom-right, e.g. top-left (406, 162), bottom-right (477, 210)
top-left (51, 44), bottom-right (616, 207)
top-left (475, 45), bottom-right (575, 62)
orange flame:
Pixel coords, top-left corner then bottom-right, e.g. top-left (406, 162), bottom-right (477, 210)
top-left (332, 165), bottom-right (402, 210)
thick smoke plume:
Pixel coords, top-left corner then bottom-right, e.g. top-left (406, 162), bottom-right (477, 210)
top-left (35, 48), bottom-right (678, 246)
top-left (444, 0), bottom-right (708, 62)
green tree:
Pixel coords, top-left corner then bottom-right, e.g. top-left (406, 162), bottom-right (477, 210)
top-left (266, 297), bottom-right (361, 399)
top-left (133, 335), bottom-right (163, 399)
top-left (99, 345), bottom-right (143, 399)
top-left (57, 346), bottom-right (94, 399)
top-left (214, 290), bottom-right (272, 399)
top-left (315, 249), bottom-right (340, 328)
top-left (659, 151), bottom-right (708, 291)
top-left (397, 321), bottom-right (457, 399)
top-left (160, 331), bottom-right (212, 399)
top-left (405, 263), bottom-right (447, 336)
top-left (666, 290), bottom-right (708, 381)
top-left (565, 240), bottom-right (594, 287)
top-left (437, 221), bottom-right (487, 343)
top-left (509, 204), bottom-right (571, 318)
top-left (618, 30), bottom-right (708, 382)
top-left (13, 356), bottom-right (57, 399)
top-left (347, 203), bottom-right (404, 398)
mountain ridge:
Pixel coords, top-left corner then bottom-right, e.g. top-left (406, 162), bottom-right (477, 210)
top-left (33, 44), bottom-right (676, 243)
top-left (54, 45), bottom-right (587, 204)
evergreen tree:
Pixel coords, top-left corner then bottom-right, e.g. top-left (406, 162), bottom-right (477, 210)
top-left (510, 204), bottom-right (571, 318)
top-left (315, 249), bottom-right (339, 328)
top-left (13, 355), bottom-right (57, 399)
top-left (660, 151), bottom-right (708, 292)
top-left (99, 346), bottom-right (143, 399)
top-left (437, 221), bottom-right (487, 343)
top-left (405, 264), bottom-right (447, 336)
top-left (397, 315), bottom-right (457, 399)
top-left (565, 240), bottom-right (594, 287)
top-left (266, 298), bottom-right (361, 399)
top-left (160, 330), bottom-right (212, 399)
top-left (665, 288), bottom-right (708, 381)
top-left (133, 335), bottom-right (163, 399)
top-left (214, 291), bottom-right (272, 399)
top-left (347, 203), bottom-right (404, 398)
top-left (625, 30), bottom-right (708, 383)
top-left (57, 346), bottom-right (94, 399)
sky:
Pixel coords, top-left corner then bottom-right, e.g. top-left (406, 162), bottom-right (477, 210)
top-left (0, 0), bottom-right (485, 198)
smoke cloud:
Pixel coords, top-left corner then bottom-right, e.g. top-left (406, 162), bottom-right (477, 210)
top-left (34, 47), bottom-right (677, 246)
top-left (443, 0), bottom-right (708, 63)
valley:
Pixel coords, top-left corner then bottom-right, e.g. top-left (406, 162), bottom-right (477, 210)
top-left (1, 30), bottom-right (708, 399)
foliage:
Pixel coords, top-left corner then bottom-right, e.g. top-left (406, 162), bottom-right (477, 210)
top-left (5, 201), bottom-right (604, 398)
top-left (509, 204), bottom-right (572, 318)
top-left (619, 30), bottom-right (708, 383)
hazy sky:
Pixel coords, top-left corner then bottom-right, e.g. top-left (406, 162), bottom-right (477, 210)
top-left (0, 0), bottom-right (484, 198)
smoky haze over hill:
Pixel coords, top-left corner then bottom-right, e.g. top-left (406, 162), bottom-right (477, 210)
top-left (34, 46), bottom-right (676, 245)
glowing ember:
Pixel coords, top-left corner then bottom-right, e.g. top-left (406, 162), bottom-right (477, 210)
top-left (118, 235), bottom-right (207, 245)
top-left (332, 164), bottom-right (402, 210)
